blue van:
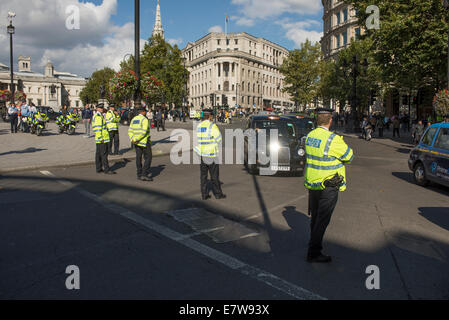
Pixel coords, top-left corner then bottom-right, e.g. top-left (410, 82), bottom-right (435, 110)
top-left (409, 123), bottom-right (449, 188)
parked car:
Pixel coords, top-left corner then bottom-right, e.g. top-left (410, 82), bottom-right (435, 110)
top-left (409, 123), bottom-right (449, 188)
top-left (243, 115), bottom-right (306, 175)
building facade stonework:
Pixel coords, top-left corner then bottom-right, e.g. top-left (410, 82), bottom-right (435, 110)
top-left (321, 0), bottom-right (362, 60)
top-left (0, 56), bottom-right (86, 110)
top-left (182, 32), bottom-right (294, 110)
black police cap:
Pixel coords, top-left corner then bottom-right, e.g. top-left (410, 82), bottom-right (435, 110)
top-left (96, 103), bottom-right (105, 109)
top-left (136, 107), bottom-right (147, 113)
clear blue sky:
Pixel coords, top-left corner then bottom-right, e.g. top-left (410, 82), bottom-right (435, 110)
top-left (95, 0), bottom-right (323, 50)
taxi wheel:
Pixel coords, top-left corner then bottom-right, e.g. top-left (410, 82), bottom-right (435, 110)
top-left (413, 162), bottom-right (429, 187)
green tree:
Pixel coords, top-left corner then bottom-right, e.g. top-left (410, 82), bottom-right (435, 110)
top-left (280, 40), bottom-right (323, 111)
top-left (319, 38), bottom-right (381, 114)
top-left (122, 35), bottom-right (189, 107)
top-left (347, 0), bottom-right (448, 93)
top-left (80, 67), bottom-right (116, 105)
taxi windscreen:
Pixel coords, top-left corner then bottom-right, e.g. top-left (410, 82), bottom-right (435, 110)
top-left (254, 120), bottom-right (296, 138)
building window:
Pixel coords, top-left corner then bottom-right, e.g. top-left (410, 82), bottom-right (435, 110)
top-left (343, 31), bottom-right (348, 46)
top-left (226, 39), bottom-right (230, 46)
top-left (218, 84), bottom-right (221, 91)
top-left (336, 35), bottom-right (340, 48)
top-left (235, 39), bottom-right (238, 45)
top-left (355, 28), bottom-right (361, 39)
top-left (343, 8), bottom-right (348, 22)
top-left (37, 99), bottom-right (42, 105)
top-left (217, 40), bottom-right (221, 45)
top-left (336, 12), bottom-right (341, 25)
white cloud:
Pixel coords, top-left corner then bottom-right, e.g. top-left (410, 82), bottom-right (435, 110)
top-left (230, 16), bottom-right (255, 27)
top-left (276, 18), bottom-right (323, 47)
top-left (167, 38), bottom-right (183, 46)
top-left (208, 25), bottom-right (223, 33)
top-left (231, 0), bottom-right (321, 20)
top-left (0, 0), bottom-right (145, 77)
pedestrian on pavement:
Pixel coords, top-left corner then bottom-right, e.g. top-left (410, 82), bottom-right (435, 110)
top-left (105, 105), bottom-right (121, 155)
top-left (81, 104), bottom-right (93, 137)
top-left (156, 109), bottom-right (162, 132)
top-left (92, 104), bottom-right (115, 175)
top-left (393, 117), bottom-right (400, 138)
top-left (376, 116), bottom-right (385, 138)
top-left (7, 103), bottom-right (19, 133)
top-left (304, 108), bottom-right (354, 263)
top-left (129, 107), bottom-right (153, 182)
top-left (412, 120), bottom-right (425, 145)
top-left (194, 110), bottom-right (226, 200)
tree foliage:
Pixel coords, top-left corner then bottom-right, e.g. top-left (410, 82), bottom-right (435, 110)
top-left (346, 0), bottom-right (449, 92)
top-left (280, 40), bottom-right (323, 110)
top-left (80, 67), bottom-right (116, 105)
top-left (319, 38), bottom-right (381, 113)
top-left (121, 35), bottom-right (189, 106)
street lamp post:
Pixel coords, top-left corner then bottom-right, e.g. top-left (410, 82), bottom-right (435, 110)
top-left (134, 0), bottom-right (142, 109)
top-left (342, 55), bottom-right (368, 132)
top-left (7, 12), bottom-right (16, 106)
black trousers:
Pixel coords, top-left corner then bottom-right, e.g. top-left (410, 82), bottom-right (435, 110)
top-left (108, 130), bottom-right (120, 154)
top-left (10, 115), bottom-right (18, 133)
top-left (96, 143), bottom-right (110, 173)
top-left (393, 128), bottom-right (400, 138)
top-left (200, 158), bottom-right (223, 197)
top-left (308, 186), bottom-right (339, 257)
top-left (378, 128), bottom-right (384, 138)
top-left (136, 144), bottom-right (152, 177)
top-left (157, 120), bottom-right (162, 131)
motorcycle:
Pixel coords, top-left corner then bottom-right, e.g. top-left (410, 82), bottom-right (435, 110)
top-left (56, 114), bottom-right (65, 134)
top-left (30, 112), bottom-right (49, 136)
top-left (65, 113), bottom-right (80, 135)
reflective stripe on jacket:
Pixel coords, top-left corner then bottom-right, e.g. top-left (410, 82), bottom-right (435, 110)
top-left (92, 112), bottom-right (110, 144)
top-left (304, 127), bottom-right (354, 191)
top-left (128, 114), bottom-right (150, 147)
top-left (194, 120), bottom-right (222, 158)
top-left (105, 110), bottom-right (120, 131)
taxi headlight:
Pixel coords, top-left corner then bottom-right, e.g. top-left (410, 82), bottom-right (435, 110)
top-left (270, 142), bottom-right (281, 152)
top-left (298, 149), bottom-right (306, 157)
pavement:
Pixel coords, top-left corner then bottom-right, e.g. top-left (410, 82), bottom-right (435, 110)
top-left (0, 121), bottom-right (193, 174)
top-left (0, 122), bottom-right (448, 300)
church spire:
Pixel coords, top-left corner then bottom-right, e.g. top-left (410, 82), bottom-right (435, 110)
top-left (152, 0), bottom-right (164, 39)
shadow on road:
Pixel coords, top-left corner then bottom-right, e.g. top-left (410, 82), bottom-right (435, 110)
top-left (392, 172), bottom-right (449, 196)
top-left (1, 174), bottom-right (449, 299)
top-left (0, 147), bottom-right (47, 156)
top-left (418, 207), bottom-right (449, 232)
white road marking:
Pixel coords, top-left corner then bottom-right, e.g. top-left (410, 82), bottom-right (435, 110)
top-left (40, 170), bottom-right (326, 300)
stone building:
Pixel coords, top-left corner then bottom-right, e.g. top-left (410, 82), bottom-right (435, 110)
top-left (321, 0), bottom-right (362, 61)
top-left (0, 56), bottom-right (87, 110)
top-left (182, 32), bottom-right (294, 111)
top-left (152, 0), bottom-right (164, 39)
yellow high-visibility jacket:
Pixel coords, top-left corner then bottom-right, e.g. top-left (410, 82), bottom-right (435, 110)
top-left (304, 127), bottom-right (354, 191)
top-left (128, 114), bottom-right (150, 147)
top-left (194, 120), bottom-right (222, 158)
top-left (105, 110), bottom-right (121, 131)
top-left (92, 112), bottom-right (110, 144)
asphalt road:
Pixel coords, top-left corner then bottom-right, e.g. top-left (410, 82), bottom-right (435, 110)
top-left (1, 120), bottom-right (448, 300)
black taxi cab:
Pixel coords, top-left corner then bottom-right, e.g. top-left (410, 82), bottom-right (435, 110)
top-left (409, 123), bottom-right (449, 188)
top-left (243, 115), bottom-right (307, 175)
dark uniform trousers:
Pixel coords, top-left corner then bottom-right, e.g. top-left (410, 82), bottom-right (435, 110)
top-left (200, 157), bottom-right (223, 197)
top-left (96, 143), bottom-right (110, 173)
top-left (136, 144), bottom-right (152, 178)
top-left (108, 130), bottom-right (120, 154)
top-left (308, 186), bottom-right (339, 257)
